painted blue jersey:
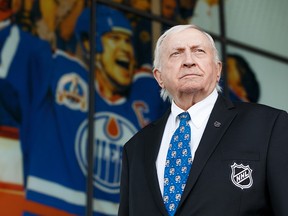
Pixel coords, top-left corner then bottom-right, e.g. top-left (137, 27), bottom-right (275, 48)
top-left (0, 24), bottom-right (169, 215)
top-left (0, 24), bottom-right (52, 129)
top-left (0, 23), bottom-right (53, 148)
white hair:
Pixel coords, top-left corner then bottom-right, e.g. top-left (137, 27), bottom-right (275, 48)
top-left (153, 24), bottom-right (222, 102)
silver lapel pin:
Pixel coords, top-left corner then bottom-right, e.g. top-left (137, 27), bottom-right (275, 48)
top-left (214, 121), bottom-right (221, 128)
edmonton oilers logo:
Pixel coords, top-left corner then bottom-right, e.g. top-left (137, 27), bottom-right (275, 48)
top-left (75, 112), bottom-right (137, 193)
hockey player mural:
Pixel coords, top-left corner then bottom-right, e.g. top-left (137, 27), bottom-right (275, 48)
top-left (0, 2), bottom-right (169, 216)
top-left (52, 4), bottom-right (169, 215)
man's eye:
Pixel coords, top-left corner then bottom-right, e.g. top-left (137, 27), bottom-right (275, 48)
top-left (112, 35), bottom-right (120, 40)
top-left (196, 49), bottom-right (205, 53)
top-left (171, 52), bottom-right (180, 56)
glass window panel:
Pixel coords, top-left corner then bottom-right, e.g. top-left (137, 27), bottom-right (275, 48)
top-left (225, 0), bottom-right (288, 58)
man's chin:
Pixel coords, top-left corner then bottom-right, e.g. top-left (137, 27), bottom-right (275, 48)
top-left (116, 71), bottom-right (133, 82)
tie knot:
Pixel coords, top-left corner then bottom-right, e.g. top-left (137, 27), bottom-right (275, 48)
top-left (178, 112), bottom-right (190, 122)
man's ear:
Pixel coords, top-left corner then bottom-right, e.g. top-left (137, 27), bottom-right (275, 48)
top-left (153, 68), bottom-right (164, 88)
top-left (216, 61), bottom-right (222, 82)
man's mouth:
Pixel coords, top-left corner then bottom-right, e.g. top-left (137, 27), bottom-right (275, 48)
top-left (116, 59), bottom-right (130, 69)
top-left (180, 73), bottom-right (200, 79)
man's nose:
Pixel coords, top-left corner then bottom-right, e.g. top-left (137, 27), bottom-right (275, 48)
top-left (183, 52), bottom-right (196, 68)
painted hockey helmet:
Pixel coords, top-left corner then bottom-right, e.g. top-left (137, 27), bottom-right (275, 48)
top-left (75, 4), bottom-right (133, 54)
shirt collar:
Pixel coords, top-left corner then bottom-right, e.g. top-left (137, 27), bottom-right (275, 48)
top-left (171, 89), bottom-right (218, 128)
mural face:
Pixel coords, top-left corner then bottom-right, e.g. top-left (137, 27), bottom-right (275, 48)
top-left (99, 31), bottom-right (135, 90)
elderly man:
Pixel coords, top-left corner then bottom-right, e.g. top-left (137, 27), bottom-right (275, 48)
top-left (118, 24), bottom-right (288, 216)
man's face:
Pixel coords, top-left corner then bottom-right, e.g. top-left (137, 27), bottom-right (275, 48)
top-left (99, 30), bottom-right (135, 88)
top-left (130, 0), bottom-right (150, 11)
top-left (154, 28), bottom-right (221, 103)
top-left (162, 0), bottom-right (177, 19)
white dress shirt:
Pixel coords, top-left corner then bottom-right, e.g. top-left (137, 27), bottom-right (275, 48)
top-left (156, 89), bottom-right (218, 195)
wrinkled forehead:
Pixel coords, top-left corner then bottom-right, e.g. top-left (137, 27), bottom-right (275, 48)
top-left (163, 28), bottom-right (212, 50)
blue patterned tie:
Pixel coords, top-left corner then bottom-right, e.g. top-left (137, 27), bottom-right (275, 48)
top-left (163, 112), bottom-right (192, 216)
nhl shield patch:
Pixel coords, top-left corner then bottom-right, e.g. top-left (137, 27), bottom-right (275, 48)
top-left (230, 162), bottom-right (253, 190)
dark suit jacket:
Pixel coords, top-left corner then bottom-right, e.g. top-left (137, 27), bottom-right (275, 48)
top-left (118, 94), bottom-right (288, 216)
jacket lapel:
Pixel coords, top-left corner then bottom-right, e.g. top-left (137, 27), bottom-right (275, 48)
top-left (144, 110), bottom-right (171, 216)
top-left (178, 94), bottom-right (237, 209)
